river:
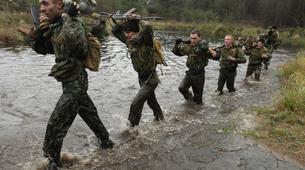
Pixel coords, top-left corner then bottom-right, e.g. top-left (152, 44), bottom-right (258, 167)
top-left (0, 33), bottom-right (303, 170)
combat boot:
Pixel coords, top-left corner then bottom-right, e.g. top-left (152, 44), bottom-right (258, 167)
top-left (98, 138), bottom-right (114, 149)
top-left (47, 157), bottom-right (59, 170)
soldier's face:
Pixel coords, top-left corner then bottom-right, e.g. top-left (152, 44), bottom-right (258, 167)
top-left (40, 0), bottom-right (63, 20)
top-left (190, 34), bottom-right (201, 46)
top-left (257, 41), bottom-right (264, 48)
top-left (224, 36), bottom-right (234, 47)
top-left (123, 31), bottom-right (137, 40)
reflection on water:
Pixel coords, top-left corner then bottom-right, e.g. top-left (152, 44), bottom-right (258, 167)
top-left (0, 34), bottom-right (300, 170)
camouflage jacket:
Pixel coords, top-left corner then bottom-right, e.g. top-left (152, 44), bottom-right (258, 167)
top-left (112, 21), bottom-right (156, 76)
top-left (29, 16), bottom-right (88, 82)
top-left (218, 45), bottom-right (246, 70)
top-left (244, 46), bottom-right (270, 65)
top-left (172, 40), bottom-right (218, 71)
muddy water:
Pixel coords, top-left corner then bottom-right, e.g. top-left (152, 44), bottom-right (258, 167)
top-left (0, 34), bottom-right (303, 170)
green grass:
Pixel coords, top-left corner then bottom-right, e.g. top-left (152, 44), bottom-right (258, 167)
top-left (154, 20), bottom-right (305, 48)
top-left (254, 51), bottom-right (305, 165)
top-left (0, 11), bottom-right (31, 47)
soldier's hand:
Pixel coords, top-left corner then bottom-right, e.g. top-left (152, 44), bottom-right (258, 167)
top-left (227, 56), bottom-right (236, 61)
top-left (261, 54), bottom-right (269, 59)
top-left (175, 38), bottom-right (183, 45)
top-left (200, 40), bottom-right (209, 50)
top-left (127, 13), bottom-right (141, 20)
top-left (39, 15), bottom-right (48, 23)
top-left (63, 2), bottom-right (80, 17)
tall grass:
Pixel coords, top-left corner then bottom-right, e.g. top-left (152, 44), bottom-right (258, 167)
top-left (255, 51), bottom-right (305, 164)
top-left (0, 11), bottom-right (31, 47)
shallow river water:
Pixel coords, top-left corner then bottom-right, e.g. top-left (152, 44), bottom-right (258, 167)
top-left (0, 33), bottom-right (303, 170)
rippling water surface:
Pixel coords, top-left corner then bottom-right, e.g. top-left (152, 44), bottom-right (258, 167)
top-left (0, 34), bottom-right (302, 170)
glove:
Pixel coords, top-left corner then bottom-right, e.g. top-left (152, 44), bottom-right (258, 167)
top-left (63, 2), bottom-right (79, 17)
top-left (175, 38), bottom-right (183, 45)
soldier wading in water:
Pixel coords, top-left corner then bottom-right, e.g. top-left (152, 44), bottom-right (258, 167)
top-left (26, 0), bottom-right (113, 169)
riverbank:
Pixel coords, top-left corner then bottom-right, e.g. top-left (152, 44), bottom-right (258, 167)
top-left (1, 11), bottom-right (305, 49)
top-left (246, 50), bottom-right (305, 165)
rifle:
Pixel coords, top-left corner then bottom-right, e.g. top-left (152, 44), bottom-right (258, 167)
top-left (100, 8), bottom-right (163, 21)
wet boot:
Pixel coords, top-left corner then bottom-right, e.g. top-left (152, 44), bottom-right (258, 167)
top-left (46, 156), bottom-right (59, 170)
top-left (154, 112), bottom-right (164, 122)
top-left (98, 138), bottom-right (114, 149)
top-left (215, 89), bottom-right (223, 95)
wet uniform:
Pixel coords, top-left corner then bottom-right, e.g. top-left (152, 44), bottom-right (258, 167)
top-left (172, 40), bottom-right (219, 104)
top-left (245, 46), bottom-right (270, 80)
top-left (217, 45), bottom-right (246, 93)
top-left (112, 21), bottom-right (164, 127)
top-left (28, 15), bottom-right (110, 165)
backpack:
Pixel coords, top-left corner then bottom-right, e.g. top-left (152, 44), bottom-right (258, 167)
top-left (153, 37), bottom-right (167, 66)
top-left (83, 32), bottom-right (101, 71)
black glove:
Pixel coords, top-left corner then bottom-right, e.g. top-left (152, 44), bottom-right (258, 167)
top-left (175, 38), bottom-right (183, 45)
top-left (63, 2), bottom-right (79, 17)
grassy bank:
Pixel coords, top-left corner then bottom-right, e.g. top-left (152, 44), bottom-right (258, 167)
top-left (0, 11), bottom-right (31, 47)
top-left (245, 51), bottom-right (305, 165)
top-left (1, 11), bottom-right (305, 48)
top-left (154, 20), bottom-right (305, 48)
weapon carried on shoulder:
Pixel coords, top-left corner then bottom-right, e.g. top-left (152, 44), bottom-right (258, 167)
top-left (100, 8), bottom-right (163, 20)
top-left (17, 5), bottom-right (40, 36)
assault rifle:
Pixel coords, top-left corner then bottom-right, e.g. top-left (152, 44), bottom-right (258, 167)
top-left (100, 8), bottom-right (163, 20)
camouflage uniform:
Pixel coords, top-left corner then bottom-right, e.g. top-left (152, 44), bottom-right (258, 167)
top-left (217, 45), bottom-right (246, 93)
top-left (172, 40), bottom-right (219, 104)
top-left (28, 15), bottom-right (111, 165)
top-left (244, 46), bottom-right (270, 80)
top-left (262, 28), bottom-right (281, 69)
top-left (112, 21), bottom-right (163, 127)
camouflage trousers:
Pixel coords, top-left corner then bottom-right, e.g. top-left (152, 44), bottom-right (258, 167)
top-left (178, 70), bottom-right (205, 104)
top-left (128, 71), bottom-right (163, 127)
top-left (217, 68), bottom-right (237, 92)
top-left (43, 69), bottom-right (109, 164)
top-left (246, 63), bottom-right (262, 80)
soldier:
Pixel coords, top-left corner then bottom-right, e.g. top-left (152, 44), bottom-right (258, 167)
top-left (172, 29), bottom-right (219, 104)
top-left (244, 39), bottom-right (271, 81)
top-left (26, 0), bottom-right (113, 169)
top-left (216, 35), bottom-right (246, 95)
top-left (262, 25), bottom-right (281, 69)
top-left (78, 0), bottom-right (111, 40)
top-left (111, 16), bottom-right (164, 127)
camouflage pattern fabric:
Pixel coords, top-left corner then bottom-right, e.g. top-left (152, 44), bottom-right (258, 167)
top-left (245, 46), bottom-right (270, 79)
top-left (112, 21), bottom-right (163, 126)
top-left (172, 40), bottom-right (217, 104)
top-left (28, 15), bottom-right (110, 164)
top-left (217, 45), bottom-right (246, 93)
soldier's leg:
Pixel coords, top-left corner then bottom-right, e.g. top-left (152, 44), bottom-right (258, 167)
top-left (226, 70), bottom-right (237, 92)
top-left (178, 73), bottom-right (192, 100)
top-left (245, 64), bottom-right (254, 78)
top-left (43, 93), bottom-right (78, 166)
top-left (78, 94), bottom-right (113, 148)
top-left (147, 89), bottom-right (164, 121)
top-left (217, 70), bottom-right (226, 95)
top-left (254, 65), bottom-right (262, 80)
top-left (191, 73), bottom-right (205, 104)
top-left (129, 83), bottom-right (156, 127)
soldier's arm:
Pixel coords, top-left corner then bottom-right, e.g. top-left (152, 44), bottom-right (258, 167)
top-left (140, 21), bottom-right (153, 47)
top-left (208, 48), bottom-right (220, 60)
top-left (235, 49), bottom-right (247, 63)
top-left (111, 21), bottom-right (127, 43)
top-left (58, 16), bottom-right (88, 59)
top-left (261, 47), bottom-right (272, 59)
top-left (27, 36), bottom-right (54, 55)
